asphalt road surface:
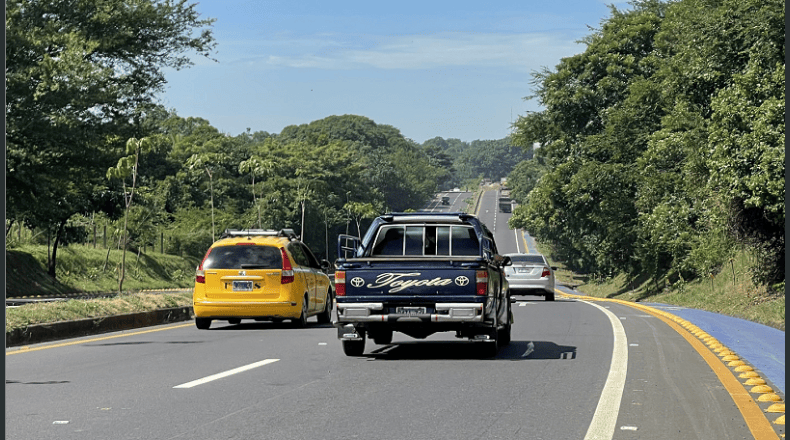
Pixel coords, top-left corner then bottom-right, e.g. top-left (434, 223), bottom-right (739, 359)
top-left (6, 189), bottom-right (784, 439)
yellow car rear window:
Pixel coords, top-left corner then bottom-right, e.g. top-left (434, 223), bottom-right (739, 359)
top-left (203, 245), bottom-right (282, 269)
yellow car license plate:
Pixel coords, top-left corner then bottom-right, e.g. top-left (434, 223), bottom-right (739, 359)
top-left (232, 281), bottom-right (253, 291)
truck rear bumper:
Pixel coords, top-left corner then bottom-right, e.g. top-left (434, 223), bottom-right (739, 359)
top-left (336, 302), bottom-right (484, 323)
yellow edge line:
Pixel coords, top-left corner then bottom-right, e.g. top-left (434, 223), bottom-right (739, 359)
top-left (559, 290), bottom-right (780, 440)
top-left (520, 230), bottom-right (533, 254)
top-left (6, 322), bottom-right (194, 356)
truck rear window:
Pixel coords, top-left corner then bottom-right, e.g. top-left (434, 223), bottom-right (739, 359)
top-left (203, 245), bottom-right (282, 269)
top-left (371, 225), bottom-right (479, 256)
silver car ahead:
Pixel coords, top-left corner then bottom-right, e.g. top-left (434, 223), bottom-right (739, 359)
top-left (503, 253), bottom-right (557, 301)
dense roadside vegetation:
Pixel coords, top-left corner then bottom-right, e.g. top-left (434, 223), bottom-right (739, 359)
top-left (6, 0), bottom-right (513, 288)
top-left (5, 0), bottom-right (783, 332)
top-left (6, 229), bottom-right (783, 333)
top-left (508, 0), bottom-right (784, 308)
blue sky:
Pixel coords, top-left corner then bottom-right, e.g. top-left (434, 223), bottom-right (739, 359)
top-left (160, 1), bottom-right (626, 143)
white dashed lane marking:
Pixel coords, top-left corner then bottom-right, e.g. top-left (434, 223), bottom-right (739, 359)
top-left (174, 359), bottom-right (280, 389)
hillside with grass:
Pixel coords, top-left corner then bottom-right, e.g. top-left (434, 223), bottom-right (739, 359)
top-left (549, 249), bottom-right (785, 331)
top-left (6, 245), bottom-right (198, 297)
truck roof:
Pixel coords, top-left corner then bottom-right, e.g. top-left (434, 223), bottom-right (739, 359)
top-left (377, 212), bottom-right (477, 223)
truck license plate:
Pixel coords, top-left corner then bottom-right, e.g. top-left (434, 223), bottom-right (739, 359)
top-left (232, 281), bottom-right (253, 291)
top-left (396, 307), bottom-right (426, 316)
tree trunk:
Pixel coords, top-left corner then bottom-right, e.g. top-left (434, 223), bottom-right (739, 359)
top-left (6, 219), bottom-right (14, 237)
top-left (103, 243), bottom-right (112, 271)
top-left (47, 219), bottom-right (67, 279)
top-left (209, 172), bottom-right (215, 241)
top-left (119, 208), bottom-right (129, 292)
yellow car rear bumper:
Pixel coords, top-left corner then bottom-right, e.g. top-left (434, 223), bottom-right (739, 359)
top-left (193, 300), bottom-right (301, 319)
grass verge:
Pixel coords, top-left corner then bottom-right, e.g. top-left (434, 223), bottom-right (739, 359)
top-left (544, 246), bottom-right (785, 331)
top-left (6, 244), bottom-right (198, 333)
top-left (6, 291), bottom-right (194, 334)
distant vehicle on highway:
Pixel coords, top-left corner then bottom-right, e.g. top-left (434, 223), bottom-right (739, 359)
top-left (441, 195), bottom-right (450, 205)
top-left (498, 196), bottom-right (512, 213)
top-left (503, 253), bottom-right (556, 301)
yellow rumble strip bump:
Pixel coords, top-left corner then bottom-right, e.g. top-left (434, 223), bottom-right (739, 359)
top-left (751, 385), bottom-right (775, 394)
top-left (766, 404), bottom-right (785, 413)
top-left (759, 394), bottom-right (783, 403)
top-left (773, 415), bottom-right (784, 425)
top-left (745, 378), bottom-right (768, 386)
top-left (722, 355), bottom-right (741, 362)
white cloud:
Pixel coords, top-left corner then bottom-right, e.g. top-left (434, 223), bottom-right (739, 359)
top-left (238, 31), bottom-right (581, 71)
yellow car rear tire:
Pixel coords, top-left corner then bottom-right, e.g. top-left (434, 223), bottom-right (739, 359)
top-left (292, 296), bottom-right (309, 327)
top-left (317, 291), bottom-right (333, 324)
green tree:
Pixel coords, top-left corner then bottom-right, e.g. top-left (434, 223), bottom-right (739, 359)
top-left (239, 157), bottom-right (276, 228)
top-left (506, 159), bottom-right (546, 203)
top-left (106, 138), bottom-right (154, 291)
top-left (186, 153), bottom-right (225, 241)
top-left (6, 0), bottom-right (216, 278)
top-left (511, 2), bottom-right (663, 275)
top-left (344, 202), bottom-right (381, 237)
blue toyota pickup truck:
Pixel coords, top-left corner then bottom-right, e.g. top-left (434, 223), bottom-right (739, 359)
top-left (333, 212), bottom-right (512, 357)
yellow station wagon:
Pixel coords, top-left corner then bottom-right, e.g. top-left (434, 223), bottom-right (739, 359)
top-left (193, 229), bottom-right (333, 329)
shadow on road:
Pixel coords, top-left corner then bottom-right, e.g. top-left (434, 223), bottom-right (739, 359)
top-left (210, 321), bottom-right (336, 331)
top-left (361, 339), bottom-right (577, 361)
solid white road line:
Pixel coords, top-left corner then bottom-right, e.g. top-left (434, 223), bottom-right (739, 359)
top-left (173, 359), bottom-right (280, 389)
top-left (580, 300), bottom-right (629, 440)
top-left (514, 229), bottom-right (521, 253)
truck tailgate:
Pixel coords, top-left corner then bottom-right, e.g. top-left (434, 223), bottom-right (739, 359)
top-left (340, 267), bottom-right (481, 303)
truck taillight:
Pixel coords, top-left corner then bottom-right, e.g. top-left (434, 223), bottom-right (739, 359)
top-left (541, 267), bottom-right (551, 278)
top-left (476, 270), bottom-right (488, 296)
top-left (335, 271), bottom-right (346, 296)
top-left (280, 247), bottom-right (294, 284)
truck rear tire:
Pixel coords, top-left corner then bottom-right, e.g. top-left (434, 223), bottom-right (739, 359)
top-left (480, 330), bottom-right (499, 358)
top-left (342, 334), bottom-right (366, 356)
top-left (498, 324), bottom-right (511, 346)
top-left (498, 303), bottom-right (512, 346)
top-left (371, 329), bottom-right (393, 345)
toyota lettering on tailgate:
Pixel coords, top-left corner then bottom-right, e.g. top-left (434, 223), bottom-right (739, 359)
top-left (364, 272), bottom-right (461, 293)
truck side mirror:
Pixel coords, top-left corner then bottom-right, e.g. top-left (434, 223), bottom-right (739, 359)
top-left (493, 254), bottom-right (511, 267)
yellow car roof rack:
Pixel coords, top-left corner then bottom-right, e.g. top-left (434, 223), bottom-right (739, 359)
top-left (220, 229), bottom-right (298, 240)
